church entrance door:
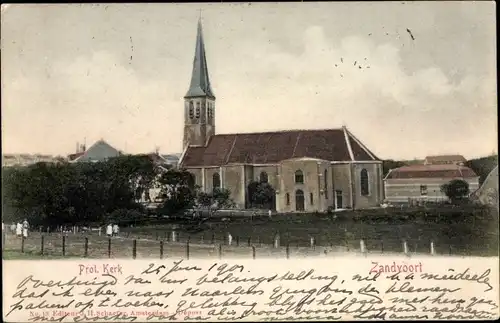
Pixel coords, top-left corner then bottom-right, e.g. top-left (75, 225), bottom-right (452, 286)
top-left (336, 190), bottom-right (343, 209)
top-left (295, 189), bottom-right (305, 211)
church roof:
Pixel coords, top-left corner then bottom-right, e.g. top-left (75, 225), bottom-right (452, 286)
top-left (180, 127), bottom-right (380, 167)
top-left (185, 19), bottom-right (215, 99)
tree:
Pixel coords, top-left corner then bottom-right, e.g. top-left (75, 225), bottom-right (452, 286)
top-left (382, 160), bottom-right (407, 176)
top-left (106, 155), bottom-right (158, 201)
top-left (156, 169), bottom-right (198, 216)
top-left (247, 180), bottom-right (275, 209)
top-left (197, 188), bottom-right (235, 218)
top-left (441, 179), bottom-right (470, 204)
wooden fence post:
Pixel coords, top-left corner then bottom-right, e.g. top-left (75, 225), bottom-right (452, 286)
top-left (84, 237), bottom-right (89, 257)
top-left (236, 236), bottom-right (240, 246)
top-left (62, 236), bottom-right (66, 256)
top-left (360, 239), bottom-right (366, 253)
top-left (286, 243), bottom-right (290, 259)
top-left (252, 245), bottom-right (256, 259)
top-left (218, 244), bottom-right (222, 259)
top-left (40, 235), bottom-right (45, 255)
top-left (247, 237), bottom-right (251, 247)
top-left (381, 240), bottom-right (384, 253)
top-left (21, 236), bottom-right (25, 253)
top-left (108, 238), bottom-right (112, 258)
top-left (211, 233), bottom-right (215, 245)
top-left (160, 240), bottom-right (164, 259)
top-left (132, 240), bottom-right (137, 259)
top-left (449, 244), bottom-right (452, 256)
top-left (430, 241), bottom-right (435, 255)
top-left (186, 239), bottom-right (190, 260)
top-left (403, 240), bottom-right (408, 255)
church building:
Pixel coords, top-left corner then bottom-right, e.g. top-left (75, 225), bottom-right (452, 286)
top-left (178, 19), bottom-right (384, 212)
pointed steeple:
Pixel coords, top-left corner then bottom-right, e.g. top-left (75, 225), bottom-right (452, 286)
top-left (185, 18), bottom-right (215, 99)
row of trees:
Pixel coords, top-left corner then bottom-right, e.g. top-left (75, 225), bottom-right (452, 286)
top-left (1, 156), bottom-right (236, 227)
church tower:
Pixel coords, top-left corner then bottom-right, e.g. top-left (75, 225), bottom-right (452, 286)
top-left (183, 18), bottom-right (216, 150)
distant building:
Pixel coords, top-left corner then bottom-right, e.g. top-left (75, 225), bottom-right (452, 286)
top-left (161, 154), bottom-right (181, 169)
top-left (68, 139), bottom-right (122, 163)
top-left (2, 154), bottom-right (60, 167)
top-left (423, 155), bottom-right (467, 166)
top-left (384, 164), bottom-right (480, 204)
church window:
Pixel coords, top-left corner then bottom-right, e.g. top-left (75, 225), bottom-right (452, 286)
top-left (260, 171), bottom-right (268, 183)
top-left (295, 170), bottom-right (304, 184)
top-left (324, 169), bottom-right (328, 199)
top-left (420, 185), bottom-right (428, 196)
top-left (195, 102), bottom-right (201, 118)
top-left (360, 169), bottom-right (369, 196)
top-left (213, 172), bottom-right (221, 190)
top-left (310, 192), bottom-right (314, 205)
top-left (285, 193), bottom-right (290, 205)
top-left (189, 101), bottom-right (194, 119)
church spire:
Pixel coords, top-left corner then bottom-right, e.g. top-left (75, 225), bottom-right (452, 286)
top-left (185, 17), bottom-right (215, 99)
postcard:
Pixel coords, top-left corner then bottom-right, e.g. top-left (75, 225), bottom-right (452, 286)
top-left (1, 2), bottom-right (498, 322)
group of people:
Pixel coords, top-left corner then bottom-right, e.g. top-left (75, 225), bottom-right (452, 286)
top-left (3, 219), bottom-right (30, 238)
top-left (105, 223), bottom-right (120, 237)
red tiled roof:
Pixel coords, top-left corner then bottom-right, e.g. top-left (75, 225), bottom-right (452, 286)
top-left (424, 155), bottom-right (466, 164)
top-left (68, 152), bottom-right (84, 161)
top-left (181, 128), bottom-right (379, 167)
top-left (386, 164), bottom-right (478, 179)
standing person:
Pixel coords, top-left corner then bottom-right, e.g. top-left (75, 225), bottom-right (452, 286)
top-left (268, 209), bottom-right (272, 218)
top-left (16, 222), bottom-right (22, 237)
top-left (112, 224), bottom-right (119, 237)
top-left (10, 223), bottom-right (16, 233)
top-left (106, 223), bottom-right (113, 237)
top-left (22, 219), bottom-right (29, 238)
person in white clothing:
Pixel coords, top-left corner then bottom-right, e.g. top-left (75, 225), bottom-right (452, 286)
top-left (22, 219), bottom-right (29, 238)
top-left (10, 223), bottom-right (16, 233)
top-left (268, 209), bottom-right (272, 218)
top-left (16, 222), bottom-right (22, 237)
top-left (106, 224), bottom-right (113, 237)
top-left (112, 224), bottom-right (119, 236)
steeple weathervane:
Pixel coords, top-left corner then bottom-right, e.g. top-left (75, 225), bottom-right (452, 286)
top-left (184, 16), bottom-right (215, 99)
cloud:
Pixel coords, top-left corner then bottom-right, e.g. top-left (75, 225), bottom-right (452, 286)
top-left (2, 20), bottom-right (496, 159)
top-left (2, 50), bottom-right (183, 154)
top-left (214, 25), bottom-right (496, 159)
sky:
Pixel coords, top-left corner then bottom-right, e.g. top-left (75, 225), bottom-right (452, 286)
top-left (1, 2), bottom-right (497, 160)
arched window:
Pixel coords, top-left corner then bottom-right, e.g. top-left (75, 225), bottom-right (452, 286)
top-left (295, 170), bottom-right (304, 184)
top-left (310, 192), bottom-right (314, 205)
top-left (360, 169), bottom-right (369, 196)
top-left (324, 169), bottom-right (328, 199)
top-left (213, 172), bottom-right (221, 190)
top-left (285, 193), bottom-right (290, 205)
top-left (189, 101), bottom-right (194, 119)
top-left (195, 102), bottom-right (201, 118)
top-left (260, 171), bottom-right (268, 183)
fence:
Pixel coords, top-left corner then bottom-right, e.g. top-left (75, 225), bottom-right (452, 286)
top-left (2, 228), bottom-right (463, 259)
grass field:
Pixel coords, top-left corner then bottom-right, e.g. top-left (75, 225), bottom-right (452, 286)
top-left (3, 206), bottom-right (498, 259)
